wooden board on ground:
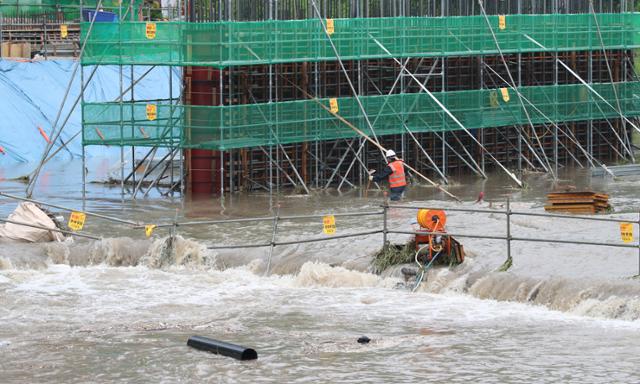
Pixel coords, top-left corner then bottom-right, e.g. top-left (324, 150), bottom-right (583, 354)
top-left (545, 190), bottom-right (610, 215)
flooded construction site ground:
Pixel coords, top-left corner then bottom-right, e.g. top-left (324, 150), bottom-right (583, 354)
top-left (1, 159), bottom-right (640, 383)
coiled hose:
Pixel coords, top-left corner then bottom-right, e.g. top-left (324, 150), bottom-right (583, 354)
top-left (411, 243), bottom-right (441, 293)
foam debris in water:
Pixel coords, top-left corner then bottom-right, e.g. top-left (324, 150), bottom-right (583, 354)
top-left (143, 235), bottom-right (210, 268)
top-left (294, 262), bottom-right (383, 288)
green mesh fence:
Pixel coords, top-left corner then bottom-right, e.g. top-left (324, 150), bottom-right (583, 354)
top-left (81, 13), bottom-right (640, 67)
top-left (83, 82), bottom-right (640, 150)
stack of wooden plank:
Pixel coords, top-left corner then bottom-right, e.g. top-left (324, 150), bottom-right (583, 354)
top-left (544, 191), bottom-right (610, 214)
top-left (1, 42), bottom-right (31, 58)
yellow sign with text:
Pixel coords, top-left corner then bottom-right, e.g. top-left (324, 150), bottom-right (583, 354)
top-left (60, 24), bottom-right (68, 39)
top-left (326, 19), bottom-right (335, 35)
top-left (145, 22), bottom-right (157, 39)
top-left (499, 15), bottom-right (506, 30)
top-left (329, 98), bottom-right (339, 114)
top-left (68, 212), bottom-right (86, 231)
top-left (500, 87), bottom-right (510, 102)
top-left (620, 222), bottom-right (633, 243)
top-left (323, 215), bottom-right (336, 235)
top-left (146, 104), bottom-right (157, 121)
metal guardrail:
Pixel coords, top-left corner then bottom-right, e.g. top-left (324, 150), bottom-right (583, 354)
top-left (0, 192), bottom-right (136, 240)
top-left (199, 208), bottom-right (385, 274)
top-left (2, 191), bottom-right (639, 276)
top-left (388, 200), bottom-right (640, 276)
top-left (135, 210), bottom-right (383, 229)
top-left (196, 199), bottom-right (640, 276)
top-left (0, 217), bottom-right (100, 240)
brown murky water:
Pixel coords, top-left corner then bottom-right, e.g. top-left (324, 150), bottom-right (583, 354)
top-left (1, 159), bottom-right (640, 383)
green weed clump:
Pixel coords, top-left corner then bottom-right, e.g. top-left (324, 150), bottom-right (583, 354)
top-left (372, 240), bottom-right (415, 274)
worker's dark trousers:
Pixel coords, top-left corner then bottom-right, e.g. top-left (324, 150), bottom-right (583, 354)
top-left (389, 186), bottom-right (406, 201)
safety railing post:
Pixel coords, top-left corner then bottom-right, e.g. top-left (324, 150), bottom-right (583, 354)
top-left (43, 19), bottom-right (48, 60)
top-left (506, 197), bottom-right (512, 263)
top-left (265, 205), bottom-right (280, 276)
top-left (382, 198), bottom-right (389, 248)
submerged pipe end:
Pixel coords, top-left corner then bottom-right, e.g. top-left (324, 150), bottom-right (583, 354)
top-left (187, 335), bottom-right (258, 361)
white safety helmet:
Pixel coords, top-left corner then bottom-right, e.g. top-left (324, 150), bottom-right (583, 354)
top-left (385, 149), bottom-right (396, 158)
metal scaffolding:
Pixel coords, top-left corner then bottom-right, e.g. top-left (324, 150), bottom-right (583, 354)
top-left (76, 0), bottom-right (639, 199)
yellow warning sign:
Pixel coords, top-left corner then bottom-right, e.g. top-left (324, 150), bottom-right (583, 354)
top-left (329, 98), bottom-right (339, 114)
top-left (145, 22), bottom-right (157, 39)
top-left (146, 104), bottom-right (157, 121)
top-left (145, 224), bottom-right (157, 238)
top-left (68, 212), bottom-right (86, 231)
top-left (326, 19), bottom-right (335, 35)
top-left (489, 91), bottom-right (499, 108)
top-left (323, 215), bottom-right (336, 235)
top-left (500, 87), bottom-right (510, 102)
top-left (620, 222), bottom-right (634, 243)
top-left (499, 15), bottom-right (506, 30)
top-left (60, 24), bottom-right (68, 39)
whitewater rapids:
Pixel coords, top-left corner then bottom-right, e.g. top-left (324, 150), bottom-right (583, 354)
top-left (1, 167), bottom-right (640, 382)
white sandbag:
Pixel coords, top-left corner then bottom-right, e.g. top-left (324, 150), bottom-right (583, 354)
top-left (0, 202), bottom-right (65, 243)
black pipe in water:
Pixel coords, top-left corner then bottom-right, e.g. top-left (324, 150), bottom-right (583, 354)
top-left (187, 336), bottom-right (258, 361)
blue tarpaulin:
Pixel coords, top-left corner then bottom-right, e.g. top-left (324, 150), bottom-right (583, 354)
top-left (0, 60), bottom-right (179, 166)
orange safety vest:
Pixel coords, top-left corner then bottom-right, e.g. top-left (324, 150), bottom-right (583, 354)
top-left (388, 160), bottom-right (407, 188)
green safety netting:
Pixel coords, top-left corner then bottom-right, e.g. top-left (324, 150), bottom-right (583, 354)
top-left (80, 13), bottom-right (640, 67)
top-left (0, 0), bottom-right (142, 19)
top-left (83, 101), bottom-right (183, 147)
top-left (83, 81), bottom-right (640, 150)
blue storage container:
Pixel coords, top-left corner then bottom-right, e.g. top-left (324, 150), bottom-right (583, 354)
top-left (82, 9), bottom-right (119, 22)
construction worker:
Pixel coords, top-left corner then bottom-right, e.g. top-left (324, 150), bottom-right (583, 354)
top-left (369, 149), bottom-right (407, 201)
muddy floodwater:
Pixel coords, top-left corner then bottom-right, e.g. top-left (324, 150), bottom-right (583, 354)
top-left (1, 159), bottom-right (640, 383)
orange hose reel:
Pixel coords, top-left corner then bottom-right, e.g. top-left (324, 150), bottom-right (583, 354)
top-left (416, 209), bottom-right (447, 232)
top-left (415, 209), bottom-right (449, 259)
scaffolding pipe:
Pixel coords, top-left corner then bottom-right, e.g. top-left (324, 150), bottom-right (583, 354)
top-left (371, 36), bottom-right (523, 188)
top-left (362, 64), bottom-right (459, 181)
top-left (307, 149), bottom-right (356, 189)
top-left (289, 82), bottom-right (461, 201)
top-left (26, 0), bottom-right (105, 198)
top-left (145, 149), bottom-right (180, 197)
top-left (310, 0), bottom-right (386, 159)
top-left (483, 59), bottom-right (616, 177)
top-left (524, 34), bottom-right (640, 136)
top-left (478, 0), bottom-right (555, 176)
top-left (279, 143), bottom-right (310, 194)
top-left (589, 0), bottom-right (633, 162)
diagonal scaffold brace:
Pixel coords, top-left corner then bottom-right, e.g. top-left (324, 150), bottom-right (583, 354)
top-left (26, 0), bottom-right (105, 198)
top-left (478, 0), bottom-right (555, 177)
top-left (370, 36), bottom-right (524, 188)
top-left (310, 0), bottom-right (386, 161)
top-left (524, 34), bottom-right (640, 138)
top-left (482, 64), bottom-right (616, 178)
top-left (282, 79), bottom-right (462, 202)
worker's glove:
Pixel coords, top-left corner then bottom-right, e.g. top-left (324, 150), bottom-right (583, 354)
top-left (368, 175), bottom-right (374, 181)
top-left (368, 169), bottom-right (375, 181)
